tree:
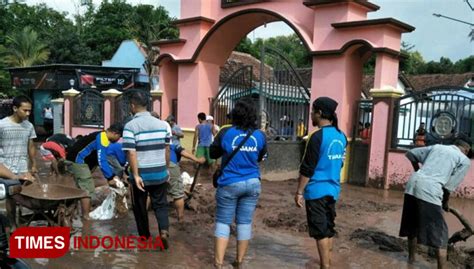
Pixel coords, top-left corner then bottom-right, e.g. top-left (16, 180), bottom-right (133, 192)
top-left (82, 0), bottom-right (136, 61)
top-left (2, 26), bottom-right (50, 67)
top-left (128, 4), bottom-right (178, 90)
top-left (453, 56), bottom-right (474, 73)
top-left (235, 34), bottom-right (310, 68)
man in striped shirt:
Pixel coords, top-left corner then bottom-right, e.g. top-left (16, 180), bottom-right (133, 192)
top-left (122, 91), bottom-right (172, 248)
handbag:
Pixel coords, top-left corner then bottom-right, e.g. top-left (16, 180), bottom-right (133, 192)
top-left (213, 130), bottom-right (254, 188)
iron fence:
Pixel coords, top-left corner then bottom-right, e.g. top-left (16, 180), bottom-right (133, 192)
top-left (114, 89), bottom-right (152, 124)
top-left (73, 89), bottom-right (104, 127)
top-left (0, 99), bottom-right (12, 119)
top-left (353, 100), bottom-right (373, 140)
top-left (259, 47), bottom-right (310, 141)
top-left (392, 86), bottom-right (474, 149)
top-left (213, 65), bottom-right (254, 127)
top-left (213, 46), bottom-right (311, 141)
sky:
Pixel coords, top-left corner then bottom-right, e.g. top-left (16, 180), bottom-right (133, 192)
top-left (25, 0), bottom-right (473, 62)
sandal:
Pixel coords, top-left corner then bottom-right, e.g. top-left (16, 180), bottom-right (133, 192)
top-left (214, 263), bottom-right (223, 269)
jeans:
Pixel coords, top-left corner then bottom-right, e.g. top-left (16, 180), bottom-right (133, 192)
top-left (215, 178), bottom-right (261, 240)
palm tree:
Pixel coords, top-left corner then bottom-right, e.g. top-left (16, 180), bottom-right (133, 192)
top-left (2, 27), bottom-right (50, 67)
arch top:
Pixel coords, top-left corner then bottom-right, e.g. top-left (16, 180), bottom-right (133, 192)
top-left (155, 0), bottom-right (413, 65)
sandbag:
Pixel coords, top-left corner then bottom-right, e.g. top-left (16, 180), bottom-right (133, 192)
top-left (89, 180), bottom-right (127, 220)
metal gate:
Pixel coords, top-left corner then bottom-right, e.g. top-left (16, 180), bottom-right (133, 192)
top-left (392, 86), bottom-right (474, 149)
top-left (213, 46), bottom-right (310, 141)
top-left (213, 66), bottom-right (254, 126)
top-left (348, 100), bottom-right (373, 186)
top-left (73, 89), bottom-right (104, 127)
top-left (115, 89), bottom-right (152, 123)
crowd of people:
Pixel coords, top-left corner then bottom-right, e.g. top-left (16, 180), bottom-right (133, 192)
top-left (0, 93), bottom-right (472, 269)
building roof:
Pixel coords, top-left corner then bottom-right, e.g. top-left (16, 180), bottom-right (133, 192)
top-left (361, 72), bottom-right (473, 96)
top-left (221, 51), bottom-right (473, 96)
top-left (406, 73), bottom-right (474, 91)
top-left (220, 51), bottom-right (273, 83)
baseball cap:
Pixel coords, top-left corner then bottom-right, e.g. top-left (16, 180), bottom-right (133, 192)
top-left (313, 97), bottom-right (338, 114)
top-left (206, 115), bottom-right (214, 121)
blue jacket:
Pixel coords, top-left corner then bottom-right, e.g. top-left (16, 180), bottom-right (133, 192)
top-left (210, 126), bottom-right (267, 186)
top-left (299, 126), bottom-right (347, 200)
top-left (66, 131), bottom-right (116, 180)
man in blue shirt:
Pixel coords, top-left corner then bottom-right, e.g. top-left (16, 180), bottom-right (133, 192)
top-left (66, 123), bottom-right (124, 220)
top-left (192, 112), bottom-right (217, 167)
top-left (295, 97), bottom-right (347, 269)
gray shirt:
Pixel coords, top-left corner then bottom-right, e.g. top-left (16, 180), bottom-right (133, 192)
top-left (0, 117), bottom-right (37, 174)
top-left (171, 124), bottom-right (183, 146)
top-left (405, 145), bottom-right (471, 206)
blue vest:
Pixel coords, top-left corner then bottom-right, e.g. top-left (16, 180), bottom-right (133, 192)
top-left (304, 126), bottom-right (347, 200)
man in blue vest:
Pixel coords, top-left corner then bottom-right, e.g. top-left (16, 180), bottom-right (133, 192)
top-left (295, 97), bottom-right (347, 269)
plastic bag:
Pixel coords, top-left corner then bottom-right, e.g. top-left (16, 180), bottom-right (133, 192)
top-left (181, 172), bottom-right (194, 186)
top-left (89, 181), bottom-right (128, 220)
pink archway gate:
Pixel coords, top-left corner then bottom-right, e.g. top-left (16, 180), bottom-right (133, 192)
top-left (154, 0), bottom-right (414, 187)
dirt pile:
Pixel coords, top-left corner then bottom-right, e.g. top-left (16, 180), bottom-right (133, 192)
top-left (350, 228), bottom-right (406, 252)
top-left (350, 228), bottom-right (474, 268)
top-left (262, 211), bottom-right (307, 232)
top-left (338, 199), bottom-right (398, 213)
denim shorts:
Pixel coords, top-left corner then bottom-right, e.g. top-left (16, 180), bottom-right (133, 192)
top-left (215, 178), bottom-right (261, 240)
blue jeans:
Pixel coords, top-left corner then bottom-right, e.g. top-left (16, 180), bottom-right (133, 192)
top-left (215, 178), bottom-right (261, 240)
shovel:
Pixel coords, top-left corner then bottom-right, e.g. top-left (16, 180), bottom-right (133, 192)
top-left (184, 164), bottom-right (201, 208)
top-left (448, 207), bottom-right (474, 245)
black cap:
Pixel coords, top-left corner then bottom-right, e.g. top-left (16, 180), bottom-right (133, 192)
top-left (313, 97), bottom-right (338, 114)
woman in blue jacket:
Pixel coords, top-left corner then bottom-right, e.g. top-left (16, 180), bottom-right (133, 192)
top-left (210, 98), bottom-right (267, 269)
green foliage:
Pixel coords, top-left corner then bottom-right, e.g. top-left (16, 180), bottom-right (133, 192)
top-left (2, 26), bottom-right (50, 67)
top-left (235, 34), bottom-right (311, 68)
top-left (0, 1), bottom-right (178, 96)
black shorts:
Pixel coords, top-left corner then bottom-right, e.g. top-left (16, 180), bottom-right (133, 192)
top-left (305, 196), bottom-right (336, 240)
top-left (399, 194), bottom-right (448, 248)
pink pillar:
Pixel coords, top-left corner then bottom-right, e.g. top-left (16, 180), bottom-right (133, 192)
top-left (102, 89), bottom-right (121, 127)
top-left (151, 91), bottom-right (163, 116)
top-left (177, 61), bottom-right (220, 129)
top-left (367, 53), bottom-right (403, 188)
top-left (103, 98), bottom-right (112, 128)
top-left (63, 98), bottom-right (72, 136)
top-left (61, 89), bottom-right (80, 136)
top-left (310, 54), bottom-right (363, 137)
top-left (159, 60), bottom-right (178, 118)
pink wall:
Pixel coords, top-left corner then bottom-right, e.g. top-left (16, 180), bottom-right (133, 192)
top-left (387, 151), bottom-right (474, 199)
top-left (176, 61), bottom-right (220, 128)
top-left (159, 60), bottom-right (178, 118)
top-left (310, 51), bottom-right (363, 136)
top-left (71, 127), bottom-right (102, 138)
top-left (367, 99), bottom-right (390, 186)
top-left (374, 53), bottom-right (399, 89)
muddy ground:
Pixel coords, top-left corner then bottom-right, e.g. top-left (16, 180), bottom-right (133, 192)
top-left (12, 158), bottom-right (474, 268)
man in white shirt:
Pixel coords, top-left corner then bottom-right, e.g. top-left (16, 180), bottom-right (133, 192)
top-left (399, 135), bottom-right (472, 269)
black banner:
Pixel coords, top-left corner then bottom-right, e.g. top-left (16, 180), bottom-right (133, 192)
top-left (11, 71), bottom-right (56, 89)
top-left (76, 70), bottom-right (135, 90)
